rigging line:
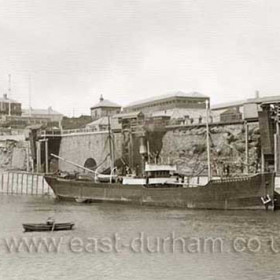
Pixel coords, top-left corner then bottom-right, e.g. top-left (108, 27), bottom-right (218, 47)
top-left (94, 153), bottom-right (110, 169)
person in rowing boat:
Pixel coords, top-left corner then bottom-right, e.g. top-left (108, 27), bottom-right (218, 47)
top-left (46, 217), bottom-right (55, 225)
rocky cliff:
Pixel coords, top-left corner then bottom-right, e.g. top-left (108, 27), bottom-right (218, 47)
top-left (160, 124), bottom-right (260, 176)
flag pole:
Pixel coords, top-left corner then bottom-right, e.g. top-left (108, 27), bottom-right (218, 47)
top-left (206, 99), bottom-right (212, 181)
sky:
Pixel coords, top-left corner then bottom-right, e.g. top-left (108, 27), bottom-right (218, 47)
top-left (0, 0), bottom-right (280, 116)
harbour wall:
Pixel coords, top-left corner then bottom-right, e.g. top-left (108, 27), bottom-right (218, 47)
top-left (58, 131), bottom-right (123, 173)
top-left (54, 122), bottom-right (260, 177)
top-left (0, 122), bottom-right (261, 177)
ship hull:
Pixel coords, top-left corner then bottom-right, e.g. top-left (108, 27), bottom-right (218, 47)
top-left (45, 173), bottom-right (275, 210)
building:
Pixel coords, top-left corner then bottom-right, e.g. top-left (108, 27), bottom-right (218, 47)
top-left (123, 91), bottom-right (210, 124)
top-left (86, 116), bottom-right (121, 131)
top-left (90, 95), bottom-right (121, 120)
top-left (0, 106), bottom-right (63, 129)
top-left (212, 93), bottom-right (280, 122)
top-left (114, 111), bottom-right (145, 131)
top-left (220, 108), bottom-right (242, 123)
top-left (124, 91), bottom-right (209, 115)
top-left (1, 115), bottom-right (50, 127)
top-left (22, 107), bottom-right (63, 123)
top-left (0, 94), bottom-right (21, 116)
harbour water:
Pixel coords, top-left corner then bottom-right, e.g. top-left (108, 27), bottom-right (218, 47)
top-left (1, 194), bottom-right (280, 280)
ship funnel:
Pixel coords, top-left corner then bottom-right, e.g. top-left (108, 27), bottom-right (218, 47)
top-left (139, 136), bottom-right (147, 155)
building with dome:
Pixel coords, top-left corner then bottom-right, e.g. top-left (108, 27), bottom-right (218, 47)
top-left (90, 95), bottom-right (121, 120)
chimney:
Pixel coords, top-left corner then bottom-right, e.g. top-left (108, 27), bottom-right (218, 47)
top-left (3, 93), bottom-right (7, 99)
top-left (100, 94), bottom-right (104, 102)
top-left (255, 90), bottom-right (260, 99)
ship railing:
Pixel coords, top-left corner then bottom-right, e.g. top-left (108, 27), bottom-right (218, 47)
top-left (210, 175), bottom-right (254, 184)
top-left (182, 174), bottom-right (256, 187)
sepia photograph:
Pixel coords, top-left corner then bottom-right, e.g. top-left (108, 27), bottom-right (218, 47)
top-left (0, 0), bottom-right (280, 279)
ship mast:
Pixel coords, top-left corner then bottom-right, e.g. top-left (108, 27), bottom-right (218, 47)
top-left (8, 74), bottom-right (11, 116)
top-left (108, 115), bottom-right (115, 181)
top-left (206, 99), bottom-right (212, 181)
top-left (28, 74), bottom-right (32, 116)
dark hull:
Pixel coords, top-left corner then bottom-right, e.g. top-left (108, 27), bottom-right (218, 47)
top-left (23, 223), bottom-right (74, 232)
top-left (45, 173), bottom-right (275, 210)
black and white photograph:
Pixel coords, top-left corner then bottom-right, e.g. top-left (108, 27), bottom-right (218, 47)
top-left (0, 0), bottom-right (280, 279)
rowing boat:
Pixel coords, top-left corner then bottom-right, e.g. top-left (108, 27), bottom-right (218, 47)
top-left (23, 222), bottom-right (74, 232)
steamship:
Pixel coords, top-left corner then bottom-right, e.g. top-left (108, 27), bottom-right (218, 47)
top-left (44, 102), bottom-right (276, 211)
top-left (45, 163), bottom-right (275, 210)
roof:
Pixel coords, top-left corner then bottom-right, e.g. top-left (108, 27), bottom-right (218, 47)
top-left (91, 98), bottom-right (121, 109)
top-left (113, 111), bottom-right (143, 119)
top-left (212, 95), bottom-right (280, 110)
top-left (250, 95), bottom-right (280, 104)
top-left (220, 108), bottom-right (241, 114)
top-left (86, 116), bottom-right (121, 129)
top-left (86, 117), bottom-right (109, 126)
top-left (211, 100), bottom-right (245, 110)
top-left (0, 95), bottom-right (20, 104)
top-left (125, 91), bottom-right (209, 108)
top-left (22, 107), bottom-right (63, 116)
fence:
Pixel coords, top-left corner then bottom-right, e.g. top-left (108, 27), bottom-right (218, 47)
top-left (41, 127), bottom-right (102, 137)
top-left (0, 171), bottom-right (54, 196)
